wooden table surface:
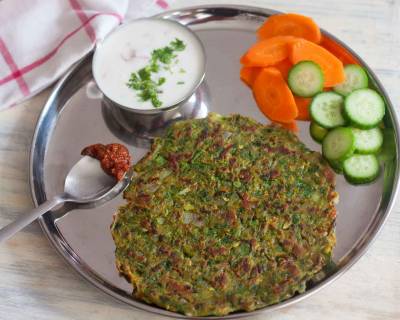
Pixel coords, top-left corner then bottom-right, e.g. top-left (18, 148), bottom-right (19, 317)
top-left (1, 1), bottom-right (399, 319)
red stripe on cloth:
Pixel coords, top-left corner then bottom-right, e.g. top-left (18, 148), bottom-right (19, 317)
top-left (0, 38), bottom-right (30, 96)
top-left (0, 12), bottom-right (122, 86)
top-left (156, 0), bottom-right (169, 9)
top-left (68, 0), bottom-right (97, 43)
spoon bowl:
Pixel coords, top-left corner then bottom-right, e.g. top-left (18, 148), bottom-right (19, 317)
top-left (0, 155), bottom-right (133, 242)
top-left (64, 156), bottom-right (116, 201)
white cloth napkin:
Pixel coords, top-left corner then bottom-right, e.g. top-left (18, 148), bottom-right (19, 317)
top-left (0, 0), bottom-right (174, 110)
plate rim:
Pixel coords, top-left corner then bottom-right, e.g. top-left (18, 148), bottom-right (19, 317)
top-left (29, 4), bottom-right (400, 319)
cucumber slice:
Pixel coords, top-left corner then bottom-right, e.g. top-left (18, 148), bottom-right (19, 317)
top-left (344, 88), bottom-right (385, 129)
top-left (378, 128), bottom-right (396, 163)
top-left (352, 127), bottom-right (383, 154)
top-left (322, 127), bottom-right (355, 161)
top-left (343, 154), bottom-right (380, 184)
top-left (328, 159), bottom-right (344, 174)
top-left (334, 64), bottom-right (368, 96)
top-left (310, 122), bottom-right (328, 143)
top-left (310, 92), bottom-right (346, 129)
top-left (288, 61), bottom-right (324, 97)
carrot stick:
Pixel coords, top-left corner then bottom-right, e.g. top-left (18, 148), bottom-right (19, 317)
top-left (252, 67), bottom-right (298, 123)
top-left (320, 35), bottom-right (360, 65)
top-left (294, 96), bottom-right (311, 121)
top-left (290, 39), bottom-right (345, 87)
top-left (240, 66), bottom-right (261, 87)
top-left (240, 36), bottom-right (297, 67)
top-left (258, 13), bottom-right (321, 43)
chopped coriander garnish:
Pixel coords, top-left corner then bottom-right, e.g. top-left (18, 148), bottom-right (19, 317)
top-left (127, 38), bottom-right (187, 108)
top-left (152, 46), bottom-right (176, 64)
top-left (149, 60), bottom-right (159, 73)
top-left (138, 67), bottom-right (151, 80)
top-left (171, 38), bottom-right (186, 51)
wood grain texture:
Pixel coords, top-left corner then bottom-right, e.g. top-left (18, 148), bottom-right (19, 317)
top-left (0, 1), bottom-right (399, 319)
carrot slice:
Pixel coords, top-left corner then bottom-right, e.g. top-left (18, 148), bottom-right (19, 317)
top-left (290, 39), bottom-right (345, 87)
top-left (276, 121), bottom-right (299, 132)
top-left (240, 36), bottom-right (297, 67)
top-left (320, 35), bottom-right (360, 65)
top-left (258, 13), bottom-right (321, 43)
top-left (294, 96), bottom-right (311, 121)
top-left (273, 59), bottom-right (292, 80)
top-left (240, 66), bottom-right (261, 87)
top-left (240, 61), bottom-right (291, 87)
top-left (253, 67), bottom-right (298, 123)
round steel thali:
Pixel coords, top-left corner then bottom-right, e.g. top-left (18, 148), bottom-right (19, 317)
top-left (30, 5), bottom-right (400, 319)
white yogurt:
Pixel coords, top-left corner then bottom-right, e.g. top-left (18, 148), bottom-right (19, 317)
top-left (92, 19), bottom-right (205, 110)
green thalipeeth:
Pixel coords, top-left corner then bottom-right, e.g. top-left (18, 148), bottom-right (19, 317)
top-left (111, 113), bottom-right (337, 316)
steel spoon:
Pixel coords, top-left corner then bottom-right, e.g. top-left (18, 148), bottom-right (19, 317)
top-left (0, 156), bottom-right (133, 242)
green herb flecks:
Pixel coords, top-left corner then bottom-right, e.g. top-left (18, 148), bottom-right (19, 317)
top-left (170, 38), bottom-right (186, 51)
top-left (158, 77), bottom-right (166, 85)
top-left (127, 38), bottom-right (186, 108)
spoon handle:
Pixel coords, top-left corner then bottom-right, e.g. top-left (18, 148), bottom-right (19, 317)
top-left (0, 196), bottom-right (65, 243)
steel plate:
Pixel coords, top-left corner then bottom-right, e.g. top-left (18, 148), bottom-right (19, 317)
top-left (30, 5), bottom-right (400, 319)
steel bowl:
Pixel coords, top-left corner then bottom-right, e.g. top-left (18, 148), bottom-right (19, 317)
top-left (92, 18), bottom-right (207, 137)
